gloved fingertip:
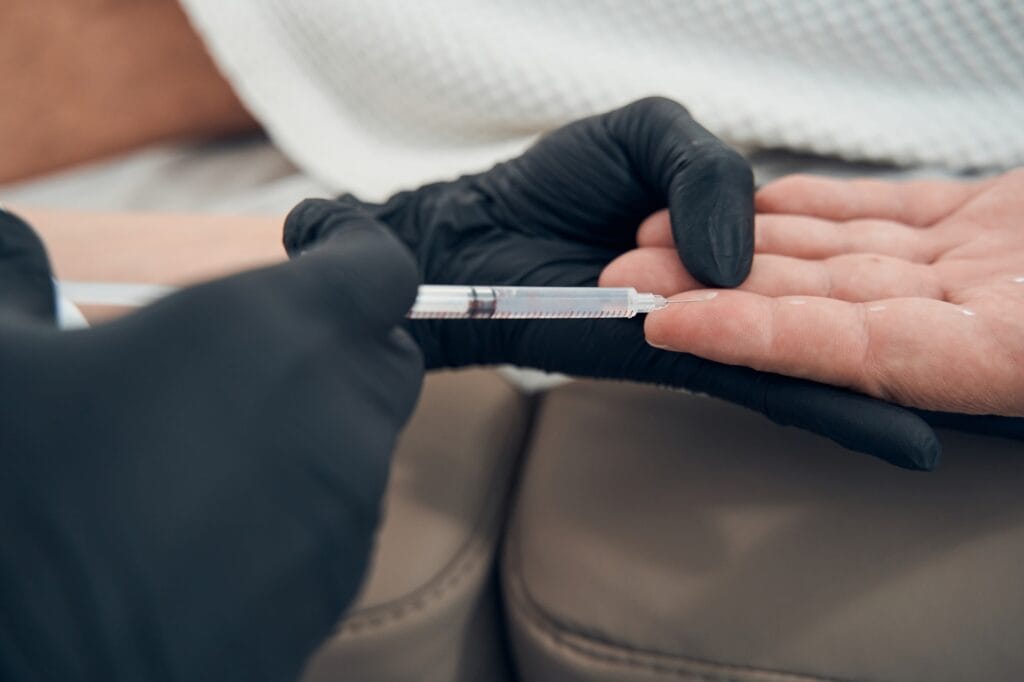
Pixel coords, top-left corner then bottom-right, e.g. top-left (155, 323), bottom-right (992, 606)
top-left (676, 200), bottom-right (755, 288)
top-left (760, 375), bottom-right (943, 471)
top-left (283, 198), bottom-right (337, 257)
top-left (0, 208), bottom-right (57, 324)
top-left (844, 413), bottom-right (942, 471)
top-left (670, 150), bottom-right (755, 288)
top-left (883, 440), bottom-right (941, 471)
top-left (281, 203), bottom-right (420, 331)
top-left (284, 195), bottom-right (390, 259)
top-left (0, 206), bottom-right (40, 246)
top-left (708, 238), bottom-right (754, 289)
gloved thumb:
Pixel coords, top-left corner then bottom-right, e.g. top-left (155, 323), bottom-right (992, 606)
top-left (0, 207), bottom-right (56, 325)
top-left (604, 97), bottom-right (755, 288)
top-left (279, 197), bottom-right (421, 334)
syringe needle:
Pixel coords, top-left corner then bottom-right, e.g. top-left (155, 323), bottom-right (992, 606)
top-left (663, 292), bottom-right (719, 304)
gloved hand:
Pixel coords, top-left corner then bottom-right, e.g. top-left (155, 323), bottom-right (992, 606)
top-left (0, 208), bottom-right (423, 681)
top-left (285, 97), bottom-right (964, 470)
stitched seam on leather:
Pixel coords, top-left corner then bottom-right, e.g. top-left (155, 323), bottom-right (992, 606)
top-left (337, 382), bottom-right (537, 635)
top-left (339, 532), bottom-right (490, 634)
top-left (503, 521), bottom-right (848, 681)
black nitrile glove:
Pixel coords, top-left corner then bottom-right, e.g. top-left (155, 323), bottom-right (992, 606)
top-left (0, 208), bottom-right (423, 681)
top-left (285, 96), bottom-right (1002, 471)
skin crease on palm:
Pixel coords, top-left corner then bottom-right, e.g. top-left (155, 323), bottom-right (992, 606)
top-left (599, 169), bottom-right (1024, 417)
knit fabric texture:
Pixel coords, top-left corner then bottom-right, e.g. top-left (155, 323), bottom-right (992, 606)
top-left (179, 0), bottom-right (1024, 199)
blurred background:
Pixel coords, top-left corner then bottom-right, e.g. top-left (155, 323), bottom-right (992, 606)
top-left (4, 0), bottom-right (1022, 219)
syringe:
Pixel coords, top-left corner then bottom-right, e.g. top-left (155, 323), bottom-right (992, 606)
top-left (408, 285), bottom-right (668, 319)
top-left (56, 281), bottom-right (670, 320)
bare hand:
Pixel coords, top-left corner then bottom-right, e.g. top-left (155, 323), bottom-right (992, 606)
top-left (601, 170), bottom-right (1024, 416)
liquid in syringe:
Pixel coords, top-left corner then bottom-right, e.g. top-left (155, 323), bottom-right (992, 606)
top-left (407, 285), bottom-right (669, 319)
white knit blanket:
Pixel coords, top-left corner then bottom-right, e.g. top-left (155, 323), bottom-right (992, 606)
top-left (180, 0), bottom-right (1024, 200)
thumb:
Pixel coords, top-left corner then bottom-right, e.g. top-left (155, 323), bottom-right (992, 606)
top-left (276, 198), bottom-right (421, 334)
top-left (0, 207), bottom-right (56, 325)
top-left (605, 97), bottom-right (755, 287)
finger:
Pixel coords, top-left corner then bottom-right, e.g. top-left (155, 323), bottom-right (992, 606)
top-left (266, 198), bottom-right (421, 332)
top-left (645, 291), bottom-right (1015, 414)
top-left (648, 292), bottom-right (874, 390)
top-left (636, 209), bottom-right (674, 248)
top-left (754, 214), bottom-right (947, 262)
top-left (600, 247), bottom-right (699, 295)
top-left (474, 98), bottom-right (753, 286)
top-left (486, 304), bottom-right (940, 470)
top-left (756, 174), bottom-right (996, 226)
top-left (283, 195), bottom-right (375, 257)
top-left (0, 207), bottom-right (56, 325)
top-left (636, 209), bottom-right (944, 262)
top-left (603, 248), bottom-right (944, 301)
top-left (605, 97), bottom-right (754, 287)
top-left (686, 360), bottom-right (941, 471)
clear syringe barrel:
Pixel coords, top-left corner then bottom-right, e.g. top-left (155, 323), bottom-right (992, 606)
top-left (408, 285), bottom-right (667, 319)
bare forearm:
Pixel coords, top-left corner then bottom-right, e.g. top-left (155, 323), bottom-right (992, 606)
top-left (16, 206), bottom-right (286, 321)
top-left (0, 0), bottom-right (258, 183)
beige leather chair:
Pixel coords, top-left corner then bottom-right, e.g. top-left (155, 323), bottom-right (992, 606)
top-left (301, 369), bottom-right (530, 681)
top-left (303, 370), bottom-right (1024, 681)
top-left (504, 381), bottom-right (1024, 681)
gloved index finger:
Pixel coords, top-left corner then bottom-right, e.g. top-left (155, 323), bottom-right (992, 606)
top-left (604, 97), bottom-right (755, 288)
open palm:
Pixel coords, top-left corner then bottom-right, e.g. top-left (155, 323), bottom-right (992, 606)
top-left (601, 169), bottom-right (1024, 416)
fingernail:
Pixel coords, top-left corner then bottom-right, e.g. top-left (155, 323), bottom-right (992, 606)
top-left (647, 340), bottom-right (679, 352)
top-left (668, 291), bottom-right (718, 303)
